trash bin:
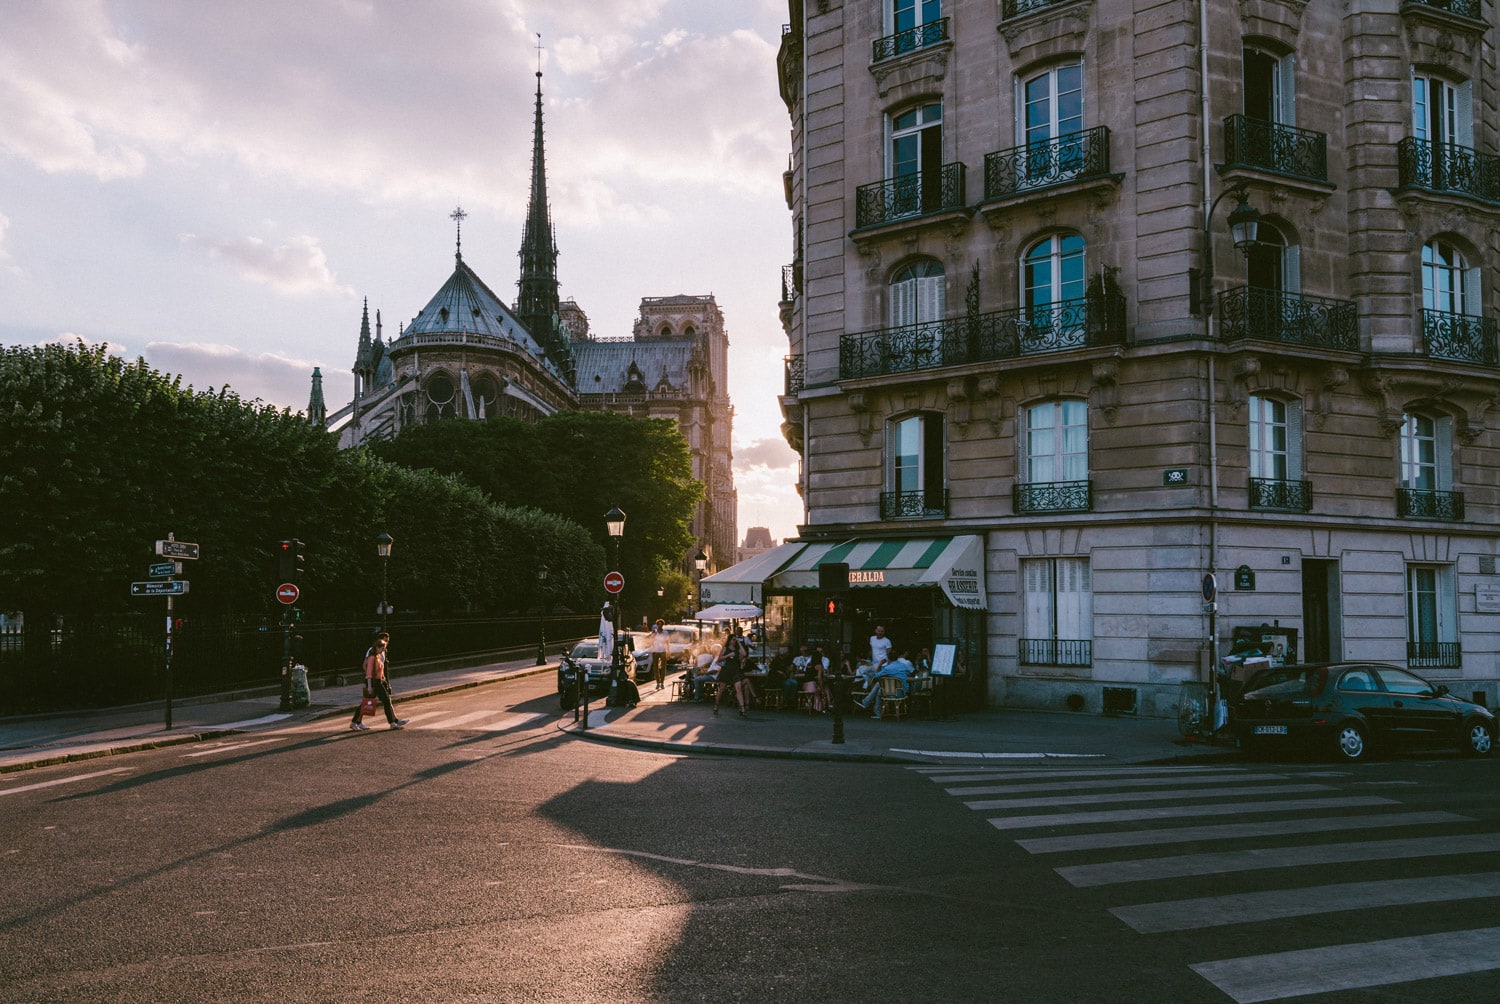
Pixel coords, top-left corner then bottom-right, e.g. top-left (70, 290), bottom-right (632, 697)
top-left (290, 663), bottom-right (311, 709)
top-left (1177, 680), bottom-right (1209, 738)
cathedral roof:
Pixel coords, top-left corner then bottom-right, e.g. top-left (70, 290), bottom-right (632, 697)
top-left (573, 338), bottom-right (696, 395)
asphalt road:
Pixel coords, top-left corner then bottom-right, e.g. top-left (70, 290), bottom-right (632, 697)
top-left (2, 674), bottom-right (1498, 1003)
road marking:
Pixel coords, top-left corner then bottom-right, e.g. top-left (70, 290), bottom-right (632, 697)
top-left (1191, 926), bottom-right (1500, 1002)
top-left (182, 739), bottom-right (279, 758)
top-left (1115, 870), bottom-right (1500, 933)
top-left (914, 765), bottom-right (1245, 782)
top-left (1017, 810), bottom-right (1471, 854)
top-left (890, 748), bottom-right (1104, 759)
top-left (948, 771), bottom-right (1292, 796)
top-left (967, 782), bottom-right (1333, 811)
top-left (1056, 832), bottom-right (1500, 888)
top-left (986, 796), bottom-right (1396, 831)
top-left (0, 767), bottom-right (130, 796)
top-left (424, 710), bottom-right (507, 729)
top-left (212, 713), bottom-right (290, 730)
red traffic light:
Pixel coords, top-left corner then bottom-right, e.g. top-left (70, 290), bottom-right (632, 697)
top-left (825, 597), bottom-right (842, 616)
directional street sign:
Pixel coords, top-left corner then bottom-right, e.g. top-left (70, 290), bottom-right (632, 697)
top-left (276, 583), bottom-right (300, 605)
top-left (149, 561), bottom-right (181, 578)
top-left (603, 570), bottom-right (625, 594)
top-left (155, 540), bottom-right (200, 560)
top-left (131, 580), bottom-right (189, 596)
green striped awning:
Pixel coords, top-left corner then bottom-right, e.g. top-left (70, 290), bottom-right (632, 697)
top-left (769, 536), bottom-right (985, 610)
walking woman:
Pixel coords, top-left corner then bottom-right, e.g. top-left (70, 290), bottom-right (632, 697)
top-left (350, 632), bottom-right (408, 731)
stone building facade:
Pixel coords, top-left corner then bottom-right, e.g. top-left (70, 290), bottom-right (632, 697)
top-left (768, 0), bottom-right (1500, 717)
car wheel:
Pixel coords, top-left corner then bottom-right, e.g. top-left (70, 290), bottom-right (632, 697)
top-left (1334, 722), bottom-right (1368, 761)
top-left (1461, 718), bottom-right (1494, 757)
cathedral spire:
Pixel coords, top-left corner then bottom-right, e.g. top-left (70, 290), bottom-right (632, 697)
top-left (355, 297), bottom-right (372, 369)
top-left (307, 367), bottom-right (326, 427)
top-left (515, 44), bottom-right (560, 350)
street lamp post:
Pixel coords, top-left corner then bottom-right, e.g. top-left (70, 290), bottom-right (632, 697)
top-left (376, 532), bottom-right (394, 633)
top-left (1193, 184), bottom-right (1261, 318)
top-left (536, 564), bottom-right (549, 665)
top-left (602, 507), bottom-right (627, 725)
top-left (693, 548), bottom-right (708, 619)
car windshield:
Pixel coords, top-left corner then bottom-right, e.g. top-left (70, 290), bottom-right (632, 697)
top-left (569, 641), bottom-right (601, 659)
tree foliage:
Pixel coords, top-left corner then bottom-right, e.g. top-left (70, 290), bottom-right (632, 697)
top-left (371, 409), bottom-right (703, 620)
top-left (0, 343), bottom-right (601, 627)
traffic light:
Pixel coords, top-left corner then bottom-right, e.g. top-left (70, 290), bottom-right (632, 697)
top-left (277, 539), bottom-right (305, 582)
top-left (824, 596), bottom-right (843, 616)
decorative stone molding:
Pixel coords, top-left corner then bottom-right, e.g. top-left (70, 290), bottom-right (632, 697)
top-left (870, 47), bottom-right (950, 103)
top-left (1237, 0), bottom-right (1308, 39)
top-left (1226, 354), bottom-right (1263, 416)
top-left (947, 375), bottom-right (972, 434)
top-left (977, 373), bottom-right (1003, 437)
top-left (1090, 360), bottom-right (1119, 424)
top-left (1311, 365), bottom-right (1349, 428)
top-left (848, 389), bottom-right (874, 445)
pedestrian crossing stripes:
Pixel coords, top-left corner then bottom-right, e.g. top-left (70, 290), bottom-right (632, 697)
top-left (272, 711), bottom-right (547, 735)
top-left (910, 762), bottom-right (1500, 1000)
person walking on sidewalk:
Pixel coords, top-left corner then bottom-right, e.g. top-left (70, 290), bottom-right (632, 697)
top-left (350, 632), bottom-right (408, 731)
top-left (649, 619), bottom-right (672, 691)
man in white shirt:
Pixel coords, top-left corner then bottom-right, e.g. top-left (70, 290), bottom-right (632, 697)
top-left (868, 625), bottom-right (893, 673)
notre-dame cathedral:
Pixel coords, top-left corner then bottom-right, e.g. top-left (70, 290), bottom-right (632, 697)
top-left (306, 68), bottom-right (737, 573)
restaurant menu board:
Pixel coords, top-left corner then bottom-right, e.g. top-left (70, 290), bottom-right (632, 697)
top-left (931, 643), bottom-right (957, 677)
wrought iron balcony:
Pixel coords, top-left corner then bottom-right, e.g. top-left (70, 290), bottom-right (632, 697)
top-left (1397, 487), bottom-right (1465, 521)
top-left (871, 17), bottom-right (949, 61)
top-left (879, 489), bottom-right (949, 520)
top-left (1403, 0), bottom-right (1484, 21)
top-left (1407, 640), bottom-right (1462, 669)
top-left (839, 293), bottom-right (1126, 379)
top-left (1018, 638), bottom-right (1093, 668)
top-left (983, 127), bottom-right (1111, 199)
top-left (781, 264), bottom-right (800, 303)
top-left (1002, 0), bottom-right (1070, 16)
top-left (1421, 308), bottom-right (1498, 365)
top-left (1222, 114), bottom-right (1328, 183)
top-left (1014, 480), bottom-right (1092, 515)
top-left (1249, 477), bottom-right (1313, 512)
top-left (783, 355), bottom-right (804, 395)
top-left (855, 163), bottom-right (966, 228)
top-left (1397, 137), bottom-right (1500, 203)
top-left (1217, 286), bottom-right (1358, 351)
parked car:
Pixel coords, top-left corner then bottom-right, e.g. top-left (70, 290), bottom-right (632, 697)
top-left (1232, 661), bottom-right (1496, 761)
top-left (631, 624), bottom-right (708, 682)
top-left (557, 637), bottom-right (617, 699)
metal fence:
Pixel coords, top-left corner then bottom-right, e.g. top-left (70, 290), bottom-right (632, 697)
top-left (0, 611), bottom-right (597, 714)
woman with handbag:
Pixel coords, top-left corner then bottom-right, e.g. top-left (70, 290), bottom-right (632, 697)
top-left (350, 632), bottom-right (409, 731)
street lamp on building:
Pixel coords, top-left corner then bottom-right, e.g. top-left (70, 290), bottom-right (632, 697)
top-left (376, 532), bottom-right (394, 633)
top-left (536, 564), bottom-right (549, 665)
top-left (1192, 184), bottom-right (1261, 317)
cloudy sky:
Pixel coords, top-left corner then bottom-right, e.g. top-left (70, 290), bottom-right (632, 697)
top-left (1, 0), bottom-right (804, 545)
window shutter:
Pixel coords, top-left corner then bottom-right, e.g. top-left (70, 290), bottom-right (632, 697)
top-left (1282, 244), bottom-right (1301, 295)
top-left (1055, 559), bottom-right (1092, 640)
top-left (1277, 52), bottom-right (1297, 125)
top-left (917, 272), bottom-right (945, 323)
top-left (1287, 400), bottom-right (1304, 480)
top-left (1457, 79), bottom-right (1474, 145)
top-left (890, 278), bottom-right (914, 327)
top-left (1023, 560), bottom-right (1053, 636)
top-left (1462, 262), bottom-right (1480, 317)
top-left (1436, 415), bottom-right (1453, 490)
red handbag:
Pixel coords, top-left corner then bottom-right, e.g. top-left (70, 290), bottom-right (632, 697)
top-left (359, 694), bottom-right (380, 717)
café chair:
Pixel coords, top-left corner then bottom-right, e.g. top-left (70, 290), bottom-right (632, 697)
top-left (878, 677), bottom-right (909, 721)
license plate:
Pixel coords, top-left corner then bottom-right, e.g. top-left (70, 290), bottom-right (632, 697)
top-left (1252, 725), bottom-right (1288, 735)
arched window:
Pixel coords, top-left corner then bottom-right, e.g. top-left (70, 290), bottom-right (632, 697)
top-left (1400, 411), bottom-right (1449, 493)
top-left (1248, 394), bottom-right (1308, 511)
top-left (1022, 233), bottom-right (1086, 349)
top-left (1413, 71), bottom-right (1472, 191)
top-left (883, 412), bottom-right (946, 518)
top-left (1244, 46), bottom-right (1296, 126)
top-left (889, 260), bottom-right (945, 328)
top-left (1422, 239), bottom-right (1476, 316)
top-left (1019, 60), bottom-right (1084, 186)
top-left (1023, 400), bottom-right (1088, 484)
top-left (425, 374), bottom-right (457, 421)
top-left (472, 374), bottom-right (500, 419)
top-left (889, 102), bottom-right (942, 215)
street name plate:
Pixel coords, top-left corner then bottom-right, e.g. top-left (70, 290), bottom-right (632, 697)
top-left (131, 580), bottom-right (189, 596)
top-left (155, 540), bottom-right (200, 560)
top-left (149, 561), bottom-right (181, 578)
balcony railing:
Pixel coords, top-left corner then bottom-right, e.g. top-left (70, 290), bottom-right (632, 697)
top-left (1397, 487), bottom-right (1465, 521)
top-left (1421, 308), bottom-right (1498, 365)
top-left (983, 127), bottom-right (1111, 199)
top-left (839, 293), bottom-right (1126, 379)
top-left (781, 264), bottom-right (800, 303)
top-left (1408, 640), bottom-right (1462, 669)
top-left (1002, 0), bottom-right (1070, 16)
top-left (1397, 136), bottom-right (1500, 203)
top-left (1018, 638), bottom-right (1093, 668)
top-left (1218, 286), bottom-right (1359, 351)
top-left (1403, 0), bottom-right (1484, 21)
top-left (879, 489), bottom-right (949, 520)
top-left (1249, 477), bottom-right (1313, 512)
top-left (1223, 114), bottom-right (1328, 183)
top-left (855, 163), bottom-right (966, 228)
top-left (1014, 480), bottom-right (1092, 515)
top-left (783, 355), bottom-right (804, 395)
top-left (871, 17), bottom-right (949, 61)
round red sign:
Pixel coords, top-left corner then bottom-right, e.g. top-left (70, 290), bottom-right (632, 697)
top-left (276, 582), bottom-right (300, 605)
top-left (603, 571), bottom-right (625, 594)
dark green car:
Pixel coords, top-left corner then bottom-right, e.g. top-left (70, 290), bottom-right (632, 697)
top-left (1233, 662), bottom-right (1496, 762)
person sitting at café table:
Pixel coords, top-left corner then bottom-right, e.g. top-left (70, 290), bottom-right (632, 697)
top-left (766, 645), bottom-right (794, 697)
top-left (783, 645), bottom-right (812, 703)
top-left (858, 648), bottom-right (915, 719)
top-left (800, 644), bottom-right (832, 713)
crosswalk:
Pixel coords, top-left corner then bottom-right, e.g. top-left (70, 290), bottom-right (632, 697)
top-left (912, 763), bottom-right (1500, 1001)
top-left (265, 709), bottom-right (548, 737)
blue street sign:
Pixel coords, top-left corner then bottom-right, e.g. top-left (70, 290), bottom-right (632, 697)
top-left (131, 580), bottom-right (189, 596)
top-left (149, 561), bottom-right (181, 578)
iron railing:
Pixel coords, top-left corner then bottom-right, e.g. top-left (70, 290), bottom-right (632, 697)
top-left (1407, 640), bottom-right (1462, 669)
top-left (839, 293), bottom-right (1126, 379)
top-left (871, 17), bottom-right (949, 61)
top-left (1397, 487), bottom-right (1465, 521)
top-left (1249, 477), bottom-right (1313, 512)
top-left (879, 489), bottom-right (949, 520)
top-left (1403, 0), bottom-right (1484, 21)
top-left (784, 355), bottom-right (804, 395)
top-left (1421, 308), bottom-right (1498, 365)
top-left (983, 126), bottom-right (1111, 199)
top-left (1018, 638), bottom-right (1093, 667)
top-left (1014, 480), bottom-right (1092, 515)
top-left (1223, 114), bottom-right (1328, 183)
top-left (1397, 136), bottom-right (1500, 203)
top-left (1002, 0), bottom-right (1070, 16)
top-left (1217, 286), bottom-right (1359, 350)
top-left (855, 162), bottom-right (967, 228)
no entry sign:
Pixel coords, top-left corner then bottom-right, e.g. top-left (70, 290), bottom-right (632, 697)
top-left (276, 582), bottom-right (300, 605)
top-left (603, 571), bottom-right (624, 594)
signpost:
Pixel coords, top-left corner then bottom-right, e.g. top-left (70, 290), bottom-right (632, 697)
top-left (131, 534), bottom-right (201, 729)
top-left (131, 580), bottom-right (189, 596)
top-left (149, 561), bottom-right (181, 578)
top-left (155, 539), bottom-right (201, 560)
